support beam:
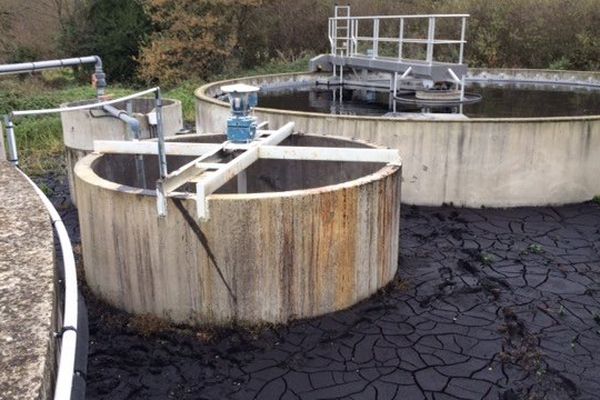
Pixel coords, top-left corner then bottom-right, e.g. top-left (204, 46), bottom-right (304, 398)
top-left (258, 146), bottom-right (401, 165)
top-left (94, 140), bottom-right (221, 156)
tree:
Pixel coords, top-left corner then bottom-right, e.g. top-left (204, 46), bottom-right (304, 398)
top-left (136, 0), bottom-right (262, 87)
top-left (60, 0), bottom-right (150, 82)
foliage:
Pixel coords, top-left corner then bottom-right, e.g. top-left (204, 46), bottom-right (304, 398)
top-left (0, 73), bottom-right (132, 175)
top-left (59, 0), bottom-right (150, 83)
top-left (164, 54), bottom-right (312, 122)
top-left (137, 0), bottom-right (264, 87)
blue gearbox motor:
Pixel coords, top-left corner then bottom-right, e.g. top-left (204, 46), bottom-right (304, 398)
top-left (221, 83), bottom-right (260, 143)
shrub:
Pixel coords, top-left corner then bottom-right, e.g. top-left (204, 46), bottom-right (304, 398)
top-left (59, 0), bottom-right (150, 83)
top-left (137, 0), bottom-right (263, 87)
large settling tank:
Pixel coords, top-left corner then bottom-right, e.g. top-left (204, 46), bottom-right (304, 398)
top-left (196, 69), bottom-right (600, 207)
top-left (74, 133), bottom-right (402, 325)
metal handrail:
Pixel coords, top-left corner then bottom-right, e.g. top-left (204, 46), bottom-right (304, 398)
top-left (4, 87), bottom-right (168, 184)
top-left (2, 86), bottom-right (168, 399)
top-left (331, 13), bottom-right (469, 20)
top-left (328, 10), bottom-right (469, 65)
top-left (15, 168), bottom-right (79, 400)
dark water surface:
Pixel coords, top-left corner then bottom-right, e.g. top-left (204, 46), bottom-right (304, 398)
top-left (258, 82), bottom-right (600, 118)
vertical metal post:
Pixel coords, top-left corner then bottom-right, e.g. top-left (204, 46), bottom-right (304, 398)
top-left (459, 17), bottom-right (466, 64)
top-left (372, 19), bottom-right (379, 58)
top-left (460, 75), bottom-right (465, 102)
top-left (237, 171), bottom-right (247, 194)
top-left (4, 115), bottom-right (18, 166)
top-left (127, 101), bottom-right (147, 189)
top-left (398, 18), bottom-right (404, 60)
top-left (353, 19), bottom-right (359, 56)
top-left (332, 19), bottom-right (337, 54)
top-left (426, 17), bottom-right (436, 65)
top-left (155, 89), bottom-right (168, 217)
top-left (393, 72), bottom-right (398, 113)
top-left (339, 50), bottom-right (344, 85)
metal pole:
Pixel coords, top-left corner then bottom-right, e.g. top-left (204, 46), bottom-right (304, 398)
top-left (427, 17), bottom-right (436, 64)
top-left (4, 116), bottom-right (18, 165)
top-left (373, 19), bottom-right (380, 58)
top-left (155, 88), bottom-right (168, 217)
top-left (398, 18), bottom-right (404, 60)
top-left (393, 72), bottom-right (398, 113)
top-left (459, 17), bottom-right (467, 64)
top-left (126, 101), bottom-right (147, 189)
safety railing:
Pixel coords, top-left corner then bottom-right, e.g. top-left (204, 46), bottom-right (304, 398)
top-left (16, 168), bottom-right (81, 400)
top-left (328, 7), bottom-right (469, 65)
top-left (2, 87), bottom-right (166, 400)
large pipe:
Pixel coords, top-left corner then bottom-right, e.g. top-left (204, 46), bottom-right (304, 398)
top-left (0, 56), bottom-right (106, 98)
top-left (102, 104), bottom-right (140, 138)
top-left (101, 104), bottom-right (146, 188)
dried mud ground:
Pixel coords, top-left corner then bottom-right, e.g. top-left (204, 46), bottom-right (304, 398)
top-left (44, 173), bottom-right (600, 400)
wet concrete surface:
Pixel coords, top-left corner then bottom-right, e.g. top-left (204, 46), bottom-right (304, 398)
top-left (45, 172), bottom-right (600, 400)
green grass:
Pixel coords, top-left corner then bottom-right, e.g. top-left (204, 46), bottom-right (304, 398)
top-left (1, 56), bottom-right (313, 175)
top-left (0, 74), bottom-right (134, 175)
top-left (593, 195), bottom-right (600, 205)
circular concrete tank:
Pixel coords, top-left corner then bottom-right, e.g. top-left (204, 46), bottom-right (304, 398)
top-left (195, 69), bottom-right (600, 207)
top-left (75, 134), bottom-right (402, 325)
top-left (61, 97), bottom-right (183, 205)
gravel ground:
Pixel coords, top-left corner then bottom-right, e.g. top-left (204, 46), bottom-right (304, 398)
top-left (44, 172), bottom-right (600, 400)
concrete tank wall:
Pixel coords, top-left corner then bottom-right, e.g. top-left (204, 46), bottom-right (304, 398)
top-left (195, 69), bottom-right (600, 207)
top-left (61, 98), bottom-right (183, 205)
top-left (75, 134), bottom-right (402, 325)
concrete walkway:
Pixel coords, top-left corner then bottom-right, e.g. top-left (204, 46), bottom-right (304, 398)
top-left (0, 162), bottom-right (55, 400)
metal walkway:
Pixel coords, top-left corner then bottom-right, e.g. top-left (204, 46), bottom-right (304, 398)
top-left (310, 6), bottom-right (469, 88)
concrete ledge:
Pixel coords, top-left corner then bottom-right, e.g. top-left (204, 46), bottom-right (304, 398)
top-left (0, 162), bottom-right (56, 400)
top-left (0, 122), bottom-right (5, 161)
top-left (195, 69), bottom-right (600, 207)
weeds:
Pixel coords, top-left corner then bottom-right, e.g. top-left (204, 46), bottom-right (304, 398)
top-left (480, 253), bottom-right (494, 266)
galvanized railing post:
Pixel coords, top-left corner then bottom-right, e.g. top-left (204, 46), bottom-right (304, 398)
top-left (372, 18), bottom-right (380, 58)
top-left (398, 18), bottom-right (404, 60)
top-left (426, 16), bottom-right (436, 64)
top-left (459, 16), bottom-right (466, 64)
top-left (155, 88), bottom-right (168, 217)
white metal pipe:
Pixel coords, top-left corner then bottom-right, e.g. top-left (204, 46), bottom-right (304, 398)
top-left (398, 18), bottom-right (404, 60)
top-left (11, 87), bottom-right (159, 117)
top-left (0, 56), bottom-right (99, 75)
top-left (258, 146), bottom-right (401, 165)
top-left (16, 168), bottom-right (79, 400)
top-left (154, 89), bottom-right (167, 180)
top-left (460, 17), bottom-right (467, 64)
top-left (426, 17), bottom-right (436, 64)
top-left (94, 140), bottom-right (221, 156)
top-left (447, 68), bottom-right (461, 83)
top-left (331, 14), bottom-right (469, 21)
top-left (54, 330), bottom-right (77, 400)
top-left (372, 19), bottom-right (380, 58)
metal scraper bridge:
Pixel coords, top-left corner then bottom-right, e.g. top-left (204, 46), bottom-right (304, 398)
top-left (310, 6), bottom-right (470, 103)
